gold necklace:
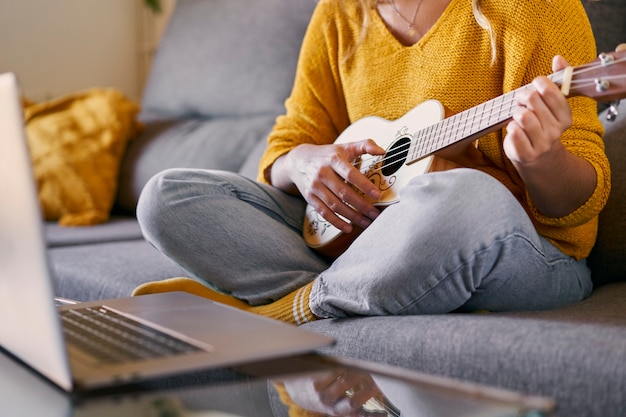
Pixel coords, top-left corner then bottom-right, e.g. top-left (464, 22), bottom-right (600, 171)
top-left (390, 0), bottom-right (425, 36)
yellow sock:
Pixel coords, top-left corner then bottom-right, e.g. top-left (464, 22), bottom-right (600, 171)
top-left (132, 277), bottom-right (318, 325)
top-left (249, 282), bottom-right (317, 325)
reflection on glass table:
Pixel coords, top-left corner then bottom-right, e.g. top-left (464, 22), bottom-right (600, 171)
top-left (275, 368), bottom-right (400, 416)
top-left (269, 358), bottom-right (550, 417)
top-left (1, 350), bottom-right (554, 417)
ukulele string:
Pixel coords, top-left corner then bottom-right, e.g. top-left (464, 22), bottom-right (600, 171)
top-left (550, 56), bottom-right (626, 84)
top-left (354, 90), bottom-right (521, 170)
top-left (355, 67), bottom-right (626, 174)
top-left (355, 86), bottom-right (525, 170)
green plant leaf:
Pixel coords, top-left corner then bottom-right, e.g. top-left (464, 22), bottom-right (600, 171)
top-left (144, 0), bottom-right (162, 13)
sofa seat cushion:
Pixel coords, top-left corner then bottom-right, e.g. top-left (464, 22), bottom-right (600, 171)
top-left (50, 239), bottom-right (191, 301)
top-left (304, 282), bottom-right (626, 417)
top-left (45, 216), bottom-right (143, 248)
top-left (500, 281), bottom-right (626, 326)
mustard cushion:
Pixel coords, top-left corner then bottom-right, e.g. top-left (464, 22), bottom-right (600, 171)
top-left (24, 89), bottom-right (140, 226)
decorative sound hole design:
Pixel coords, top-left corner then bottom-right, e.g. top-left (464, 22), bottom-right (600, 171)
top-left (381, 136), bottom-right (411, 176)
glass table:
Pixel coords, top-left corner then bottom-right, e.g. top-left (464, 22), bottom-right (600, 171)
top-left (1, 348), bottom-right (554, 417)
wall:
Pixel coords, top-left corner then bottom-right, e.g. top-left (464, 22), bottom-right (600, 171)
top-left (137, 0), bottom-right (176, 97)
top-left (0, 0), bottom-right (175, 102)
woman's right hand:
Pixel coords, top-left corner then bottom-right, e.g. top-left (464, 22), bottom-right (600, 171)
top-left (271, 139), bottom-right (385, 234)
top-left (278, 370), bottom-right (391, 417)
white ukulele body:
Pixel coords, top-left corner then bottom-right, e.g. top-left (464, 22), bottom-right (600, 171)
top-left (303, 99), bottom-right (444, 255)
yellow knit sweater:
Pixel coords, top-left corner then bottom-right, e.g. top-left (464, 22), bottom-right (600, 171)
top-left (259, 0), bottom-right (611, 260)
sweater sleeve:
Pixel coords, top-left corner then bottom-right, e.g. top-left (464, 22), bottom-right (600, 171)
top-left (506, 0), bottom-right (610, 230)
top-left (257, 0), bottom-right (350, 184)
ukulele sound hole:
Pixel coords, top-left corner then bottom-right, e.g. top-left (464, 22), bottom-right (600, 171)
top-left (381, 136), bottom-right (411, 176)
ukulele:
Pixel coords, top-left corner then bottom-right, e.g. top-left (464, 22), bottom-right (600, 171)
top-left (303, 47), bottom-right (626, 258)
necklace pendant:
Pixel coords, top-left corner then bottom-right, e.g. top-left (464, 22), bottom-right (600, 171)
top-left (391, 0), bottom-right (424, 38)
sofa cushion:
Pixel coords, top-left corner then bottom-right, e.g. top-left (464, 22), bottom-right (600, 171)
top-left (50, 239), bottom-right (191, 301)
top-left (24, 89), bottom-right (139, 225)
top-left (141, 0), bottom-right (316, 119)
top-left (118, 0), bottom-right (317, 211)
top-left (117, 115), bottom-right (275, 211)
top-left (588, 101), bottom-right (626, 286)
top-left (45, 216), bottom-right (143, 248)
top-left (583, 0), bottom-right (626, 57)
top-left (304, 282), bottom-right (626, 417)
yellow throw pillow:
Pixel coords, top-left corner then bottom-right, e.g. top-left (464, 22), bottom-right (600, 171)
top-left (24, 89), bottom-right (140, 226)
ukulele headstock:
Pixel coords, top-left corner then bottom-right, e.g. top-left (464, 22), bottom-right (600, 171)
top-left (563, 45), bottom-right (626, 106)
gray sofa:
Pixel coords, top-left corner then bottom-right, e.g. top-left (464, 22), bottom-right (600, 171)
top-left (47, 1), bottom-right (626, 416)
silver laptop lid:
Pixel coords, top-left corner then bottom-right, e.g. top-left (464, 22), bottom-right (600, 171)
top-left (0, 72), bottom-right (73, 391)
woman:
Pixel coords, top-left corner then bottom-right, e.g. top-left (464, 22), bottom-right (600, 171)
top-left (135, 0), bottom-right (610, 324)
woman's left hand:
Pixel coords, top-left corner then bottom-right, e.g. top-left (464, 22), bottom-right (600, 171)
top-left (504, 55), bottom-right (572, 166)
top-left (503, 55), bottom-right (597, 218)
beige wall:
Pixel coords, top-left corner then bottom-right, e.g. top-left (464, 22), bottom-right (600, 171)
top-left (0, 0), bottom-right (175, 102)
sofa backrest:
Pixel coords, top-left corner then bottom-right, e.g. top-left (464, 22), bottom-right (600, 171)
top-left (583, 0), bottom-right (626, 57)
top-left (582, 0), bottom-right (626, 286)
top-left (589, 100), bottom-right (626, 287)
top-left (141, 0), bottom-right (317, 119)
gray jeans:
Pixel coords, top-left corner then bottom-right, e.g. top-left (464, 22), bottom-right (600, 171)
top-left (137, 168), bottom-right (592, 318)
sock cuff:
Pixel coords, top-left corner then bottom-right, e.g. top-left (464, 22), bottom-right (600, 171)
top-left (292, 282), bottom-right (315, 325)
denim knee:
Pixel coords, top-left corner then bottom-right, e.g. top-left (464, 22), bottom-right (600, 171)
top-left (398, 169), bottom-right (537, 249)
top-left (136, 168), bottom-right (206, 246)
top-left (136, 169), bottom-right (168, 242)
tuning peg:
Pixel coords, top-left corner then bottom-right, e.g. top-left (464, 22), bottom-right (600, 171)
top-left (606, 101), bottom-right (620, 122)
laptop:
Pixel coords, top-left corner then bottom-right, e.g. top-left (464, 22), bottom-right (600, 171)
top-left (0, 72), bottom-right (333, 392)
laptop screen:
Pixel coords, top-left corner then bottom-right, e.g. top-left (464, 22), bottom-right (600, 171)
top-left (0, 72), bottom-right (73, 391)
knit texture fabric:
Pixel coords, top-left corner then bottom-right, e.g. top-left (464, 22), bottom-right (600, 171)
top-left (258, 0), bottom-right (611, 260)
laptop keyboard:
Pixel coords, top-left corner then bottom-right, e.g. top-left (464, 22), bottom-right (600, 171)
top-left (60, 306), bottom-right (203, 365)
